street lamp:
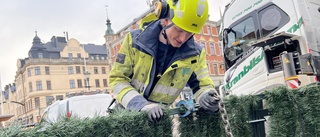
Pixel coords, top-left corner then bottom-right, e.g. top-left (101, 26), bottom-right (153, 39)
top-left (84, 70), bottom-right (90, 92)
top-left (82, 44), bottom-right (91, 92)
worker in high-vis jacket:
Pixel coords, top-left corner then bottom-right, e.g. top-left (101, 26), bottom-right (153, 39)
top-left (109, 0), bottom-right (219, 122)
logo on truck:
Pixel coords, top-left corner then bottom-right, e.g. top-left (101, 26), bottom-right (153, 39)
top-left (287, 17), bottom-right (303, 33)
top-left (225, 51), bottom-right (264, 90)
top-left (232, 0), bottom-right (264, 20)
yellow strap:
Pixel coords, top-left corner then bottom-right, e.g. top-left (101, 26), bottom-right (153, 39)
top-left (285, 76), bottom-right (298, 81)
top-left (139, 13), bottom-right (158, 30)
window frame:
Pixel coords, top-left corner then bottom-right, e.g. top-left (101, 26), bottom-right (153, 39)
top-left (46, 80), bottom-right (52, 90)
top-left (46, 96), bottom-right (54, 107)
top-left (29, 82), bottom-right (33, 92)
top-left (68, 53), bottom-right (73, 59)
top-left (69, 80), bottom-right (76, 89)
top-left (76, 66), bottom-right (81, 74)
top-left (95, 79), bottom-right (100, 87)
top-left (210, 43), bottom-right (215, 55)
top-left (213, 63), bottom-right (219, 75)
top-left (28, 68), bottom-right (32, 77)
top-left (45, 66), bottom-right (50, 75)
top-left (35, 97), bottom-right (40, 108)
top-left (103, 79), bottom-right (108, 87)
top-left (102, 67), bottom-right (106, 74)
top-left (35, 66), bottom-right (41, 75)
top-left (36, 81), bottom-right (42, 91)
top-left (68, 66), bottom-right (74, 74)
top-left (56, 95), bottom-right (63, 101)
top-left (94, 67), bottom-right (98, 74)
top-left (77, 79), bottom-right (83, 88)
top-left (38, 53), bottom-right (43, 58)
top-left (258, 4), bottom-right (290, 37)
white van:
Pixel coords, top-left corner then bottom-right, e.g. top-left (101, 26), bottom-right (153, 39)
top-left (40, 94), bottom-right (114, 123)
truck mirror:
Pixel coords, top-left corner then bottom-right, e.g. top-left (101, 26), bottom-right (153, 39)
top-left (223, 28), bottom-right (230, 46)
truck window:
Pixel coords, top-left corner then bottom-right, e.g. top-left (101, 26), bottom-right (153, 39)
top-left (224, 17), bottom-right (257, 66)
top-left (223, 3), bottom-right (290, 69)
top-left (259, 5), bottom-right (290, 37)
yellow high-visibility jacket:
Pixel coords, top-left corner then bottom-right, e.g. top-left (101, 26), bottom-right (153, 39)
top-left (109, 20), bottom-right (215, 111)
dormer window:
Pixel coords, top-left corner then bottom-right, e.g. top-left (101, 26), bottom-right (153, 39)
top-left (38, 53), bottom-right (43, 58)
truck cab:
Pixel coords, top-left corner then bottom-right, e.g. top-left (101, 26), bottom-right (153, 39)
top-left (219, 0), bottom-right (320, 96)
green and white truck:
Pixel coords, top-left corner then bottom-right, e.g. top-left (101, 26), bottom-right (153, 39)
top-left (219, 0), bottom-right (320, 96)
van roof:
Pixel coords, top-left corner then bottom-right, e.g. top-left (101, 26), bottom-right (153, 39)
top-left (66, 90), bottom-right (108, 98)
top-left (67, 94), bottom-right (112, 100)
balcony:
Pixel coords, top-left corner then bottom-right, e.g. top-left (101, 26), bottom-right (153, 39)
top-left (24, 58), bottom-right (109, 66)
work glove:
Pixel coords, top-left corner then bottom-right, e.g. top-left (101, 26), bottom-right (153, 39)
top-left (140, 103), bottom-right (164, 123)
top-left (199, 90), bottom-right (220, 114)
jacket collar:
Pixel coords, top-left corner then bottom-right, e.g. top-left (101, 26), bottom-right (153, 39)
top-left (135, 20), bottom-right (201, 59)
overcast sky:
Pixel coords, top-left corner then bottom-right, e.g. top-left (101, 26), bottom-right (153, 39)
top-left (0, 0), bottom-right (228, 88)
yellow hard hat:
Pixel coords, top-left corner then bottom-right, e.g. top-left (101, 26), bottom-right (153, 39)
top-left (167, 0), bottom-right (209, 34)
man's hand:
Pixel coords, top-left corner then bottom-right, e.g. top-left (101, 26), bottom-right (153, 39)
top-left (140, 103), bottom-right (163, 122)
top-left (199, 90), bottom-right (220, 113)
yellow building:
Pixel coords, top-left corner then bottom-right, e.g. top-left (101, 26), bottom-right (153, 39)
top-left (2, 34), bottom-right (111, 126)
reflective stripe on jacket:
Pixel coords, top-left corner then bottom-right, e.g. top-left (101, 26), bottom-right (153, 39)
top-left (109, 20), bottom-right (215, 111)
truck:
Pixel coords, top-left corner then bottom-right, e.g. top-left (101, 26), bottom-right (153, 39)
top-left (217, 0), bottom-right (320, 136)
top-left (218, 0), bottom-right (320, 96)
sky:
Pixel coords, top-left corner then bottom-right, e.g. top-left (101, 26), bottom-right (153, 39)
top-left (0, 0), bottom-right (228, 88)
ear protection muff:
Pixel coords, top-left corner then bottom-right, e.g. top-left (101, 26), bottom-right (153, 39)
top-left (154, 1), bottom-right (169, 19)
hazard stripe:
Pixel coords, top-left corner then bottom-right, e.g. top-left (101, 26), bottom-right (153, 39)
top-left (287, 79), bottom-right (299, 89)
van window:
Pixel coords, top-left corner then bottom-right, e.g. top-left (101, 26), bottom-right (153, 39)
top-left (46, 101), bottom-right (60, 122)
top-left (59, 100), bottom-right (68, 117)
top-left (40, 110), bottom-right (48, 122)
top-left (68, 95), bottom-right (113, 118)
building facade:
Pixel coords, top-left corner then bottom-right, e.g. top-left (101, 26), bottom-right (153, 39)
top-left (194, 20), bottom-right (225, 87)
top-left (2, 34), bottom-right (111, 126)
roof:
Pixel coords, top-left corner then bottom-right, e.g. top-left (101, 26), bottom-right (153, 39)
top-left (43, 41), bottom-right (67, 52)
top-left (28, 35), bottom-right (107, 56)
top-left (42, 36), bottom-right (68, 52)
top-left (30, 34), bottom-right (46, 50)
top-left (84, 44), bottom-right (107, 55)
